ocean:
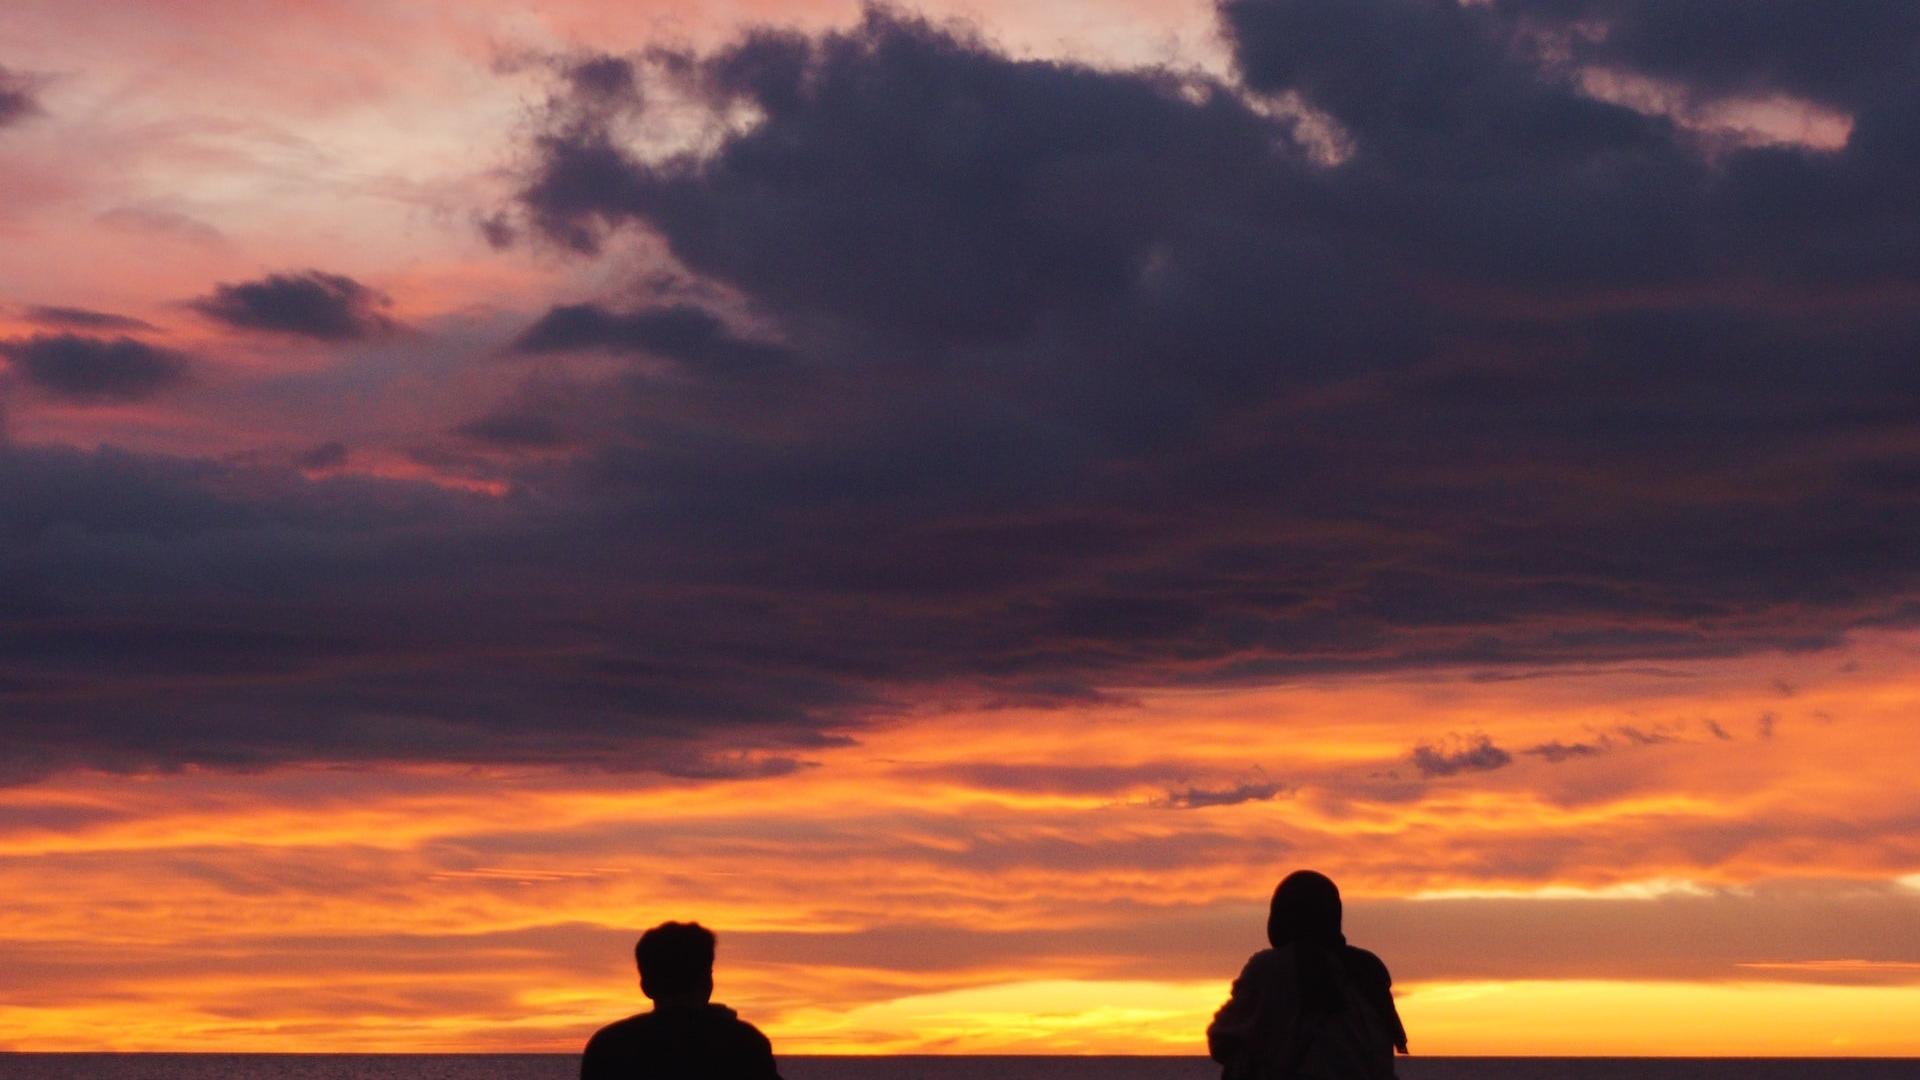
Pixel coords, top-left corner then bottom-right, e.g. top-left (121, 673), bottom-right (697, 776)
top-left (0, 1057), bottom-right (1916, 1080)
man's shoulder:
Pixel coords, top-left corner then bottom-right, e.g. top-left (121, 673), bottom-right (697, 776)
top-left (586, 1012), bottom-right (650, 1040)
top-left (587, 1006), bottom-right (769, 1046)
top-left (704, 1005), bottom-right (773, 1048)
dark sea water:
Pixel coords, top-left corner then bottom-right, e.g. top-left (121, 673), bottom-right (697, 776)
top-left (2, 1057), bottom-right (1918, 1080)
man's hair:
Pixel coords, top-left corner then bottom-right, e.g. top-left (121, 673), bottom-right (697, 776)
top-left (635, 921), bottom-right (716, 995)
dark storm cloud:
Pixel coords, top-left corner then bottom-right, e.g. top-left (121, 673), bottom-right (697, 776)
top-left (0, 443), bottom-right (861, 784)
top-left (189, 270), bottom-right (397, 340)
top-left (0, 66), bottom-right (40, 128)
top-left (0, 335), bottom-right (188, 403)
top-left (1411, 735), bottom-right (1513, 778)
top-left (1220, 0), bottom-right (1920, 286)
top-left (23, 306), bottom-right (156, 332)
top-left (7, 2), bottom-right (1920, 778)
top-left (1492, 0), bottom-right (1920, 109)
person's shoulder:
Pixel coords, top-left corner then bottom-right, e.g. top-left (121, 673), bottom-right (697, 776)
top-left (584, 1012), bottom-right (655, 1048)
top-left (1341, 945), bottom-right (1394, 985)
top-left (1242, 946), bottom-right (1281, 966)
top-left (708, 1004), bottom-right (774, 1048)
top-left (1235, 947), bottom-right (1286, 980)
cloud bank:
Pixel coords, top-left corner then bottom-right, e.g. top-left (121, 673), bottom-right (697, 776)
top-left (2, 1), bottom-right (1919, 778)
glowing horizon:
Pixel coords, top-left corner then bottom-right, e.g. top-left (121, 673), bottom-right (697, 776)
top-left (4, 633), bottom-right (1917, 1054)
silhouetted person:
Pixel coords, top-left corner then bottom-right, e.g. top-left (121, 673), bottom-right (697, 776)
top-left (581, 921), bottom-right (782, 1080)
top-left (1208, 870), bottom-right (1408, 1079)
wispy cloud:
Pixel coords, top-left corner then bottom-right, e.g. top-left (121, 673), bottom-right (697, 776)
top-left (21, 307), bottom-right (156, 333)
top-left (1157, 778), bottom-right (1289, 810)
top-left (1412, 734), bottom-right (1513, 778)
top-left (0, 65), bottom-right (41, 128)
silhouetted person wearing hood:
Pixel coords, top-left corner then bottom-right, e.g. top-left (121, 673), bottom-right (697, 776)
top-left (1208, 871), bottom-right (1408, 1079)
top-left (581, 921), bottom-right (782, 1080)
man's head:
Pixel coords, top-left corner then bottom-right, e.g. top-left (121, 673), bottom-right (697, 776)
top-left (635, 921), bottom-right (717, 1006)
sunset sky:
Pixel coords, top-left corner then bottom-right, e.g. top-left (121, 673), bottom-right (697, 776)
top-left (3, 0), bottom-right (1919, 1058)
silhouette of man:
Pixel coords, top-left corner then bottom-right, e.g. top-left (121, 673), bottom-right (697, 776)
top-left (1208, 870), bottom-right (1408, 1079)
top-left (580, 921), bottom-right (782, 1080)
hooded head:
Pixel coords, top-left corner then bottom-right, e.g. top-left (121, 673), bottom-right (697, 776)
top-left (1267, 869), bottom-right (1343, 949)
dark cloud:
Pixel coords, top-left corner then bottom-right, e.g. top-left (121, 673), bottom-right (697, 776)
top-left (0, 334), bottom-right (189, 403)
top-left (1220, 0), bottom-right (1920, 288)
top-left (296, 441), bottom-right (349, 471)
top-left (562, 54), bottom-right (642, 107)
top-left (476, 211), bottom-right (517, 250)
top-left (514, 302), bottom-right (792, 375)
top-left (1491, 0), bottom-right (1920, 110)
top-left (8, 3), bottom-right (1920, 778)
top-left (1523, 739), bottom-right (1604, 764)
top-left (1615, 723), bottom-right (1679, 747)
top-left (23, 306), bottom-right (156, 332)
top-left (0, 66), bottom-right (40, 128)
top-left (1466, 665), bottom-right (1699, 684)
top-left (1411, 734), bottom-right (1514, 778)
top-left (1159, 778), bottom-right (1289, 810)
top-left (189, 270), bottom-right (396, 340)
top-left (1517, 719), bottom-right (1715, 764)
top-left (0, 443), bottom-right (861, 783)
top-left (654, 751), bottom-right (814, 781)
top-left (453, 411), bottom-right (567, 449)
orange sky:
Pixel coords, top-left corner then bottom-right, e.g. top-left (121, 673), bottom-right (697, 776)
top-left (5, 0), bottom-right (1920, 1058)
top-left (4, 630), bottom-right (1917, 1054)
